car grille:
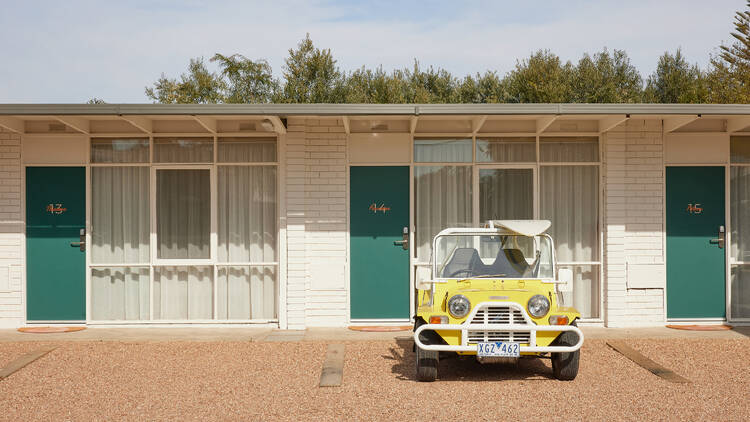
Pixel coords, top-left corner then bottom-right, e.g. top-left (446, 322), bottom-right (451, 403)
top-left (466, 306), bottom-right (531, 344)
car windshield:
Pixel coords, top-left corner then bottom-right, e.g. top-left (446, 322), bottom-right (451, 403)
top-left (434, 233), bottom-right (554, 279)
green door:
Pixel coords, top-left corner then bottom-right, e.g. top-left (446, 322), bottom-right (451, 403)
top-left (666, 166), bottom-right (725, 319)
top-left (26, 167), bottom-right (86, 321)
top-left (350, 166), bottom-right (410, 319)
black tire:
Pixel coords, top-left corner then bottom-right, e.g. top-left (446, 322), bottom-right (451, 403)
top-left (551, 322), bottom-right (580, 381)
top-left (416, 345), bottom-right (438, 382)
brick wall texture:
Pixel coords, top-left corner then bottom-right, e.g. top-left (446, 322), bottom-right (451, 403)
top-left (604, 119), bottom-right (665, 327)
top-left (0, 128), bottom-right (23, 327)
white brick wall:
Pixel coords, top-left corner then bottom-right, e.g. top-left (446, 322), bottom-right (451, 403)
top-left (284, 118), bottom-right (349, 328)
top-left (604, 119), bottom-right (666, 327)
top-left (0, 128), bottom-right (23, 327)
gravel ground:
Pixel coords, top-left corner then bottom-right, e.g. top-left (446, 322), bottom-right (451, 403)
top-left (0, 338), bottom-right (747, 421)
top-left (0, 342), bottom-right (53, 369)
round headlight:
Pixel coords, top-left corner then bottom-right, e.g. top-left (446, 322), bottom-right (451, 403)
top-left (447, 294), bottom-right (471, 318)
top-left (527, 294), bottom-right (550, 318)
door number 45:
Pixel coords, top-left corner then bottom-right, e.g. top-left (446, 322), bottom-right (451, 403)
top-left (687, 203), bottom-right (703, 214)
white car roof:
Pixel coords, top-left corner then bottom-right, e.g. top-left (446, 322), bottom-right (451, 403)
top-left (486, 220), bottom-right (552, 236)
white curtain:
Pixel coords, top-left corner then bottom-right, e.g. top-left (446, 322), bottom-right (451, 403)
top-left (154, 137), bottom-right (213, 163)
top-left (91, 267), bottom-right (149, 320)
top-left (730, 166), bottom-right (750, 318)
top-left (218, 166), bottom-right (277, 262)
top-left (217, 266), bottom-right (276, 319)
top-left (218, 138), bottom-right (276, 162)
top-left (91, 167), bottom-right (150, 264)
top-left (91, 138), bottom-right (149, 163)
top-left (91, 166), bottom-right (150, 321)
top-left (476, 138), bottom-right (536, 162)
top-left (541, 165), bottom-right (599, 318)
top-left (479, 169), bottom-right (533, 221)
top-left (156, 169), bottom-right (211, 259)
top-left (154, 266), bottom-right (213, 320)
top-left (414, 139), bottom-right (472, 162)
top-left (540, 137), bottom-right (599, 162)
top-left (217, 165), bottom-right (278, 319)
top-left (414, 166), bottom-right (472, 261)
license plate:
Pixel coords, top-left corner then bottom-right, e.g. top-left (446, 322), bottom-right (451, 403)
top-left (477, 341), bottom-right (520, 357)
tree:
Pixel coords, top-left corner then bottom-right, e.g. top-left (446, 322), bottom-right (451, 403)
top-left (708, 0), bottom-right (750, 103)
top-left (280, 34), bottom-right (345, 103)
top-left (644, 49), bottom-right (708, 103)
top-left (455, 72), bottom-right (505, 103)
top-left (211, 54), bottom-right (278, 103)
top-left (343, 66), bottom-right (408, 103)
top-left (145, 57), bottom-right (225, 104)
top-left (403, 61), bottom-right (458, 103)
top-left (572, 49), bottom-right (643, 103)
top-left (504, 50), bottom-right (575, 103)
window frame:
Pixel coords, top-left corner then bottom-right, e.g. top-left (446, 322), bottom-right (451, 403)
top-left (410, 132), bottom-right (604, 320)
top-left (87, 134), bottom-right (280, 323)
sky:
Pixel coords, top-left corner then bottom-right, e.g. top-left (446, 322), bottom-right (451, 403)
top-left (0, 0), bottom-right (744, 103)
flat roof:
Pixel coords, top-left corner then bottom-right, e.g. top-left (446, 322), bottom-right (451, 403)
top-left (2, 103), bottom-right (750, 116)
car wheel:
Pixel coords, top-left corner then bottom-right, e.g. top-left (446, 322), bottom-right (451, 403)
top-left (551, 322), bottom-right (580, 381)
top-left (416, 345), bottom-right (438, 382)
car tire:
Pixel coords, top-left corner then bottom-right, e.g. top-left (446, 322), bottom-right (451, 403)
top-left (551, 321), bottom-right (580, 381)
top-left (416, 345), bottom-right (439, 382)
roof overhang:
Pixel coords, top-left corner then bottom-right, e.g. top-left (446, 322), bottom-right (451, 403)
top-left (3, 103), bottom-right (750, 116)
top-left (3, 103), bottom-right (750, 136)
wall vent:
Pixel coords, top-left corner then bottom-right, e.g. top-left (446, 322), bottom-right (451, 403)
top-left (48, 123), bottom-right (67, 132)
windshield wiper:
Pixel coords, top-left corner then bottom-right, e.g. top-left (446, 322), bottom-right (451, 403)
top-left (472, 274), bottom-right (507, 278)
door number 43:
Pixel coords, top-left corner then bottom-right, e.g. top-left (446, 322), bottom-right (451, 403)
top-left (687, 203), bottom-right (703, 214)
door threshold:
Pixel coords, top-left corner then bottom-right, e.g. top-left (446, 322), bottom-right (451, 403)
top-left (349, 319), bottom-right (411, 326)
top-left (25, 321), bottom-right (86, 326)
top-left (666, 318), bottom-right (726, 325)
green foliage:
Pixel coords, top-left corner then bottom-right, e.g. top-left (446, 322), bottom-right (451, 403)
top-left (145, 57), bottom-right (226, 104)
top-left (211, 53), bottom-right (278, 103)
top-left (572, 49), bottom-right (643, 103)
top-left (280, 33), bottom-right (345, 103)
top-left (143, 12), bottom-right (750, 106)
top-left (709, 0), bottom-right (750, 103)
top-left (504, 50), bottom-right (575, 103)
top-left (343, 66), bottom-right (408, 103)
top-left (644, 49), bottom-right (708, 103)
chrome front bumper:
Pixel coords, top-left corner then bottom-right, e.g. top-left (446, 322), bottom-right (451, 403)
top-left (414, 301), bottom-right (584, 353)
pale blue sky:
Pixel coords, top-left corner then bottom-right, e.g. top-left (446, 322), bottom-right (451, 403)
top-left (0, 0), bottom-right (743, 102)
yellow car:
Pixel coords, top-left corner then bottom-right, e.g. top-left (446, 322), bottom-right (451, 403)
top-left (413, 220), bottom-right (584, 382)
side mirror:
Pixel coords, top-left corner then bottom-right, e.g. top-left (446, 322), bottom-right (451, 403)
top-left (557, 268), bottom-right (573, 292)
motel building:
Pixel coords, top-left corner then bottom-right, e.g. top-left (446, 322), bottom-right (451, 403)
top-left (0, 103), bottom-right (749, 330)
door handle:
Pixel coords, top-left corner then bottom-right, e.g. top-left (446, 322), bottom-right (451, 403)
top-left (70, 228), bottom-right (86, 252)
top-left (393, 227), bottom-right (409, 250)
top-left (710, 225), bottom-right (725, 249)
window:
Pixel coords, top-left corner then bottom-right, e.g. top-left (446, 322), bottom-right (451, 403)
top-left (414, 138), bottom-right (472, 162)
top-left (540, 137), bottom-right (599, 162)
top-left (413, 135), bottom-right (602, 319)
top-left (730, 136), bottom-right (750, 318)
top-left (154, 137), bottom-right (213, 163)
top-left (156, 169), bottom-right (211, 260)
top-left (90, 136), bottom-right (278, 322)
top-left (91, 138), bottom-right (149, 163)
top-left (479, 168), bottom-right (534, 221)
top-left (414, 165), bottom-right (472, 260)
top-left (476, 138), bottom-right (535, 162)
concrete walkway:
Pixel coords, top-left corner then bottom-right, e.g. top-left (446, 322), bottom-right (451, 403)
top-left (0, 325), bottom-right (747, 342)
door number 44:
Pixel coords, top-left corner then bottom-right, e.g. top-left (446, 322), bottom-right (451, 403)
top-left (687, 203), bottom-right (703, 214)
